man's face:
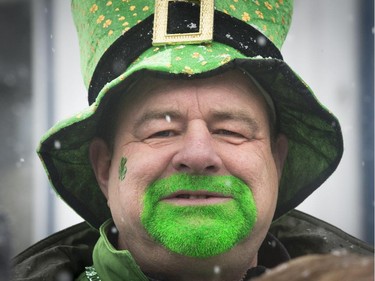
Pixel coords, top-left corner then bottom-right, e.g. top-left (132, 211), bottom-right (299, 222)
top-left (90, 70), bottom-right (288, 279)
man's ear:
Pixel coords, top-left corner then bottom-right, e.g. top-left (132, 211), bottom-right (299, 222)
top-left (89, 138), bottom-right (112, 199)
top-left (273, 133), bottom-right (288, 181)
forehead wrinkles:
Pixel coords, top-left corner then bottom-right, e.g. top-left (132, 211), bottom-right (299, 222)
top-left (118, 79), bottom-right (200, 127)
top-left (195, 77), bottom-right (264, 109)
top-left (125, 69), bottom-right (259, 103)
top-left (120, 71), bottom-right (266, 121)
top-left (127, 77), bottom-right (197, 105)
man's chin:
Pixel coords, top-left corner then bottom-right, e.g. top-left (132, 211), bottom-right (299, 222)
top-left (141, 174), bottom-right (258, 258)
top-left (142, 202), bottom-right (256, 258)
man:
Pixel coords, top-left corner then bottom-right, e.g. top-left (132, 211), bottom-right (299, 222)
top-left (87, 70), bottom-right (288, 280)
top-left (13, 0), bottom-right (373, 280)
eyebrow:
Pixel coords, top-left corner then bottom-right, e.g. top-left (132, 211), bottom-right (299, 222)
top-left (133, 110), bottom-right (183, 131)
top-left (132, 109), bottom-right (260, 133)
top-left (209, 110), bottom-right (260, 132)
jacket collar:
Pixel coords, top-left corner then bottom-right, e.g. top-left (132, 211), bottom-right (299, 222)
top-left (92, 220), bottom-right (290, 281)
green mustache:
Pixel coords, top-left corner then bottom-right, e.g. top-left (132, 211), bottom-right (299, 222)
top-left (141, 174), bottom-right (257, 258)
top-left (144, 173), bottom-right (249, 202)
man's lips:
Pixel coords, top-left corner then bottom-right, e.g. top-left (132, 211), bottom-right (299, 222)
top-left (160, 190), bottom-right (232, 206)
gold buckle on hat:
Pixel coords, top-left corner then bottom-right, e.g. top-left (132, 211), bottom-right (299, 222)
top-left (152, 0), bottom-right (214, 45)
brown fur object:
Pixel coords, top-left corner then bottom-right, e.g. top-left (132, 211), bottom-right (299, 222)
top-left (253, 253), bottom-right (374, 281)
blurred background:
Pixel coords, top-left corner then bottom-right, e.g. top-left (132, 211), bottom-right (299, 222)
top-left (0, 0), bottom-right (373, 257)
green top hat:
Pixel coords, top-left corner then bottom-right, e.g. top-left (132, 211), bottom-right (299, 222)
top-left (38, 0), bottom-right (343, 229)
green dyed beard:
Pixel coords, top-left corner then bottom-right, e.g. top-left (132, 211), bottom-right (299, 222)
top-left (141, 174), bottom-right (257, 258)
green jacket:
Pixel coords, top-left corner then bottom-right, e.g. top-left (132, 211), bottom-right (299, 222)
top-left (12, 210), bottom-right (373, 280)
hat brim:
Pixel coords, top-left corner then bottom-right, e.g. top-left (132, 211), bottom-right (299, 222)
top-left (38, 42), bottom-right (343, 228)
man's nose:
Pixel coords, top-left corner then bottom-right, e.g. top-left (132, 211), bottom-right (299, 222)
top-left (171, 121), bottom-right (223, 174)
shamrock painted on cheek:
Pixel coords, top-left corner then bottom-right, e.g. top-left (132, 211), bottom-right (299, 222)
top-left (141, 174), bottom-right (257, 258)
top-left (118, 157), bottom-right (127, 181)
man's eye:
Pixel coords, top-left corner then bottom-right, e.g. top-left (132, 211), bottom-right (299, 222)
top-left (149, 130), bottom-right (176, 138)
top-left (214, 129), bottom-right (245, 138)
